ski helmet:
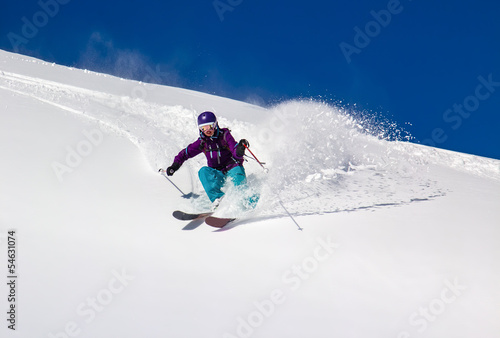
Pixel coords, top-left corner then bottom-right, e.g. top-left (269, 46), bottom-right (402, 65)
top-left (197, 111), bottom-right (217, 128)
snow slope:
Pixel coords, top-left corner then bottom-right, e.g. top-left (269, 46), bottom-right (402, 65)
top-left (0, 50), bottom-right (499, 338)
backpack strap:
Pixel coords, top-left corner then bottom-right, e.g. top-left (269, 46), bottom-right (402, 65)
top-left (221, 128), bottom-right (231, 150)
top-left (198, 137), bottom-right (206, 152)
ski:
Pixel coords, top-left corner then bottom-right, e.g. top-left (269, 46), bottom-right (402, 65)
top-left (205, 216), bottom-right (236, 228)
top-left (172, 210), bottom-right (213, 221)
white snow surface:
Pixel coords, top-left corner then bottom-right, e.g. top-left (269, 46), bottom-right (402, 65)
top-left (0, 50), bottom-right (499, 338)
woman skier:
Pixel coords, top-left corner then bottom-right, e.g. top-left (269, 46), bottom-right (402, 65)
top-left (165, 111), bottom-right (254, 208)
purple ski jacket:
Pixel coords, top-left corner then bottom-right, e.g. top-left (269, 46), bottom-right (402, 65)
top-left (173, 127), bottom-right (244, 173)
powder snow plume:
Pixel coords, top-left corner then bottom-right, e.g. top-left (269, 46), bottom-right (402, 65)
top-left (242, 100), bottom-right (444, 217)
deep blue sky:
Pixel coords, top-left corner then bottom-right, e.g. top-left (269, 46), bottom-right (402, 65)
top-left (1, 0), bottom-right (499, 159)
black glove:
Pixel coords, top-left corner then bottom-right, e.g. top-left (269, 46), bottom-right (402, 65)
top-left (166, 162), bottom-right (181, 176)
top-left (236, 139), bottom-right (250, 157)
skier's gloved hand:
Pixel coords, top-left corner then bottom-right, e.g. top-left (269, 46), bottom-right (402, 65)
top-left (236, 139), bottom-right (250, 157)
top-left (166, 162), bottom-right (180, 176)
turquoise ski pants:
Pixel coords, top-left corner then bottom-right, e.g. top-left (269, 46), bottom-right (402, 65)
top-left (198, 166), bottom-right (247, 203)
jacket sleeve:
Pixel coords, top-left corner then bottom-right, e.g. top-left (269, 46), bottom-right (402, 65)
top-left (224, 130), bottom-right (244, 160)
top-left (173, 139), bottom-right (203, 166)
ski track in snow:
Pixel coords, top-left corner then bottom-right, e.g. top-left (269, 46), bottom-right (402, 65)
top-left (1, 69), bottom-right (498, 219)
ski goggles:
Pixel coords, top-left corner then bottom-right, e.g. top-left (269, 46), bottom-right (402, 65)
top-left (199, 123), bottom-right (216, 132)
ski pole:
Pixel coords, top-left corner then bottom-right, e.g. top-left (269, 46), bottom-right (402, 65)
top-left (278, 198), bottom-right (303, 231)
top-left (243, 144), bottom-right (301, 230)
top-left (243, 144), bottom-right (268, 173)
top-left (158, 169), bottom-right (187, 196)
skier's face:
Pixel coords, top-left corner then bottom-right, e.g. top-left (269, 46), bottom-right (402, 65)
top-left (203, 129), bottom-right (215, 136)
top-left (200, 123), bottom-right (215, 137)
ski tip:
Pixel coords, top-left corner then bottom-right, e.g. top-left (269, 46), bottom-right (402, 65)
top-left (173, 210), bottom-right (213, 221)
top-left (205, 216), bottom-right (236, 228)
